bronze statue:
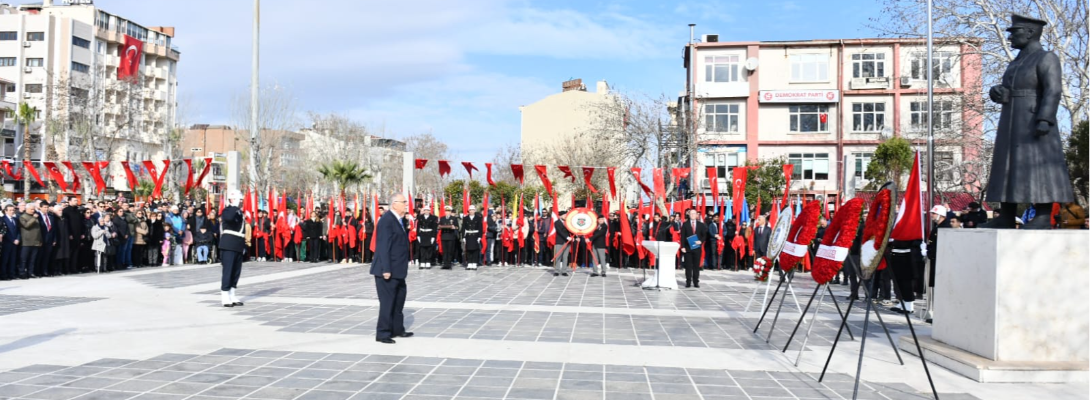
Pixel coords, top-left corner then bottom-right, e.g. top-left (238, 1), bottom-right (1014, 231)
top-left (983, 14), bottom-right (1074, 229)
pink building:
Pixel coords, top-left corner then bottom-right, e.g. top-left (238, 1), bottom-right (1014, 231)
top-left (682, 36), bottom-right (983, 205)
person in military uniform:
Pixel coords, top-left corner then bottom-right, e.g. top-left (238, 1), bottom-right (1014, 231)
top-left (416, 207), bottom-right (437, 269)
top-left (219, 190), bottom-right (246, 307)
top-left (302, 212), bottom-right (323, 263)
top-left (438, 206), bottom-right (458, 269)
top-left (984, 14), bottom-right (1075, 229)
top-left (462, 205), bottom-right (483, 270)
top-left (552, 210), bottom-right (571, 277)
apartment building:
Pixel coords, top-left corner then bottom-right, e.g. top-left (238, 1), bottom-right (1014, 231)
top-left (682, 35), bottom-right (982, 204)
top-left (0, 0), bottom-right (179, 194)
top-left (520, 79), bottom-right (621, 155)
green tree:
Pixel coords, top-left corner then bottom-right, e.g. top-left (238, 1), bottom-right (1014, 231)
top-left (14, 102), bottom-right (37, 199)
top-left (743, 157), bottom-right (789, 215)
top-left (866, 137), bottom-right (914, 190)
top-left (1067, 120), bottom-right (1089, 203)
top-left (133, 179), bottom-right (155, 200)
top-left (317, 160), bottom-right (371, 198)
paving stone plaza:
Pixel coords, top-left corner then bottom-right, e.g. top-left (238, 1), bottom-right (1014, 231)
top-left (0, 262), bottom-right (1083, 399)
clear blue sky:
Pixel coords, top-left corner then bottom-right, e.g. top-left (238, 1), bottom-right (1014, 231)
top-left (45, 0), bottom-right (884, 163)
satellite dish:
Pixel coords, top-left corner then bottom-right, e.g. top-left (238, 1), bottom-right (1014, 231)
top-left (744, 57), bottom-right (759, 71)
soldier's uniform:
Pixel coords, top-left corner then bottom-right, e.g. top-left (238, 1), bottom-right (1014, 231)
top-left (219, 191), bottom-right (246, 308)
top-left (438, 208), bottom-right (458, 269)
top-left (417, 211), bottom-right (438, 269)
top-left (462, 209), bottom-right (483, 269)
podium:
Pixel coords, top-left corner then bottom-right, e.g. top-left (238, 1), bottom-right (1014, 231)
top-left (641, 240), bottom-right (679, 290)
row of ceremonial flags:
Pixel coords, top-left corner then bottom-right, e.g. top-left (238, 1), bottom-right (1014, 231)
top-left (0, 158), bottom-right (212, 198)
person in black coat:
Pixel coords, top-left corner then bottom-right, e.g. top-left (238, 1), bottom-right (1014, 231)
top-left (147, 211), bottom-right (164, 266)
top-left (62, 197), bottom-right (83, 275)
top-left (437, 207), bottom-right (458, 269)
top-left (370, 194), bottom-right (412, 344)
top-left (551, 211), bottom-right (571, 277)
top-left (589, 216), bottom-right (608, 277)
top-left (416, 208), bottom-right (437, 268)
top-left (679, 209), bottom-right (707, 288)
top-left (219, 190), bottom-right (247, 308)
top-left (37, 202), bottom-right (60, 277)
top-left (302, 214), bottom-right (323, 263)
top-left (752, 216), bottom-right (771, 259)
top-left (722, 219), bottom-right (737, 270)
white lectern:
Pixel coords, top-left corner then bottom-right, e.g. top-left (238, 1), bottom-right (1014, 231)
top-left (641, 240), bottom-right (679, 290)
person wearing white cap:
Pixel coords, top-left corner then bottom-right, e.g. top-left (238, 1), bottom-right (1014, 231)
top-left (218, 189), bottom-right (247, 307)
top-left (462, 205), bottom-right (482, 270)
top-left (438, 206), bottom-right (458, 269)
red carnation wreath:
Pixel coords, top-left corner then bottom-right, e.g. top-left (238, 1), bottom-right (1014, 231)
top-left (777, 200), bottom-right (822, 271)
top-left (859, 189), bottom-right (893, 279)
top-left (754, 256), bottom-right (773, 281)
top-left (811, 198), bottom-right (865, 285)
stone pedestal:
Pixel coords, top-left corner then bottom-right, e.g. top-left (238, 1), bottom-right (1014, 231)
top-left (899, 229), bottom-right (1089, 383)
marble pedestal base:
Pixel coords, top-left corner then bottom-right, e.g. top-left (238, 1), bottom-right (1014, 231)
top-left (899, 229), bottom-right (1089, 383)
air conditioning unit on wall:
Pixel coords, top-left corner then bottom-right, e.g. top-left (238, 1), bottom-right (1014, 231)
top-left (900, 77), bottom-right (912, 87)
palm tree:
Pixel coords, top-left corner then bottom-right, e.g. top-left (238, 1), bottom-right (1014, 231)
top-left (134, 179), bottom-right (155, 201)
top-left (14, 102), bottom-right (36, 198)
top-left (317, 160), bottom-right (371, 198)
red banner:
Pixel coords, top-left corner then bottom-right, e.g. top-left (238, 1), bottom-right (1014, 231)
top-left (142, 160), bottom-right (170, 198)
top-left (631, 168), bottom-right (653, 199)
top-left (557, 166), bottom-right (575, 182)
top-left (707, 167), bottom-right (719, 207)
top-left (23, 161), bottom-right (45, 188)
top-left (582, 167), bottom-right (597, 194)
top-left (195, 157), bottom-right (213, 188)
top-left (732, 167), bottom-right (748, 225)
top-left (782, 164), bottom-right (794, 209)
top-left (437, 160), bottom-right (451, 177)
top-left (42, 162), bottom-right (68, 192)
top-left (2, 161), bottom-right (21, 180)
top-left (510, 164), bottom-right (524, 185)
top-left (672, 168), bottom-right (691, 188)
top-left (534, 165), bottom-right (554, 196)
top-left (118, 34), bottom-right (143, 81)
top-left (461, 162), bottom-right (478, 179)
top-left (83, 161), bottom-right (109, 194)
top-left (62, 161), bottom-right (81, 192)
top-left (485, 163), bottom-right (496, 186)
top-left (652, 168), bottom-right (665, 200)
top-left (607, 167), bottom-right (617, 197)
top-left (119, 161), bottom-right (138, 191)
top-left (414, 159), bottom-right (428, 169)
top-left (183, 159), bottom-right (196, 196)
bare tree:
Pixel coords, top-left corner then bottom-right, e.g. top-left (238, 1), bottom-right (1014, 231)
top-left (403, 131), bottom-right (451, 195)
top-left (488, 142), bottom-right (522, 184)
top-left (230, 83), bottom-right (300, 192)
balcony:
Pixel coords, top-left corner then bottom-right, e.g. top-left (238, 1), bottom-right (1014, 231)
top-left (849, 77), bottom-right (891, 90)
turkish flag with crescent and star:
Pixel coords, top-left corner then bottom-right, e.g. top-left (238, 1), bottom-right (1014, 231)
top-left (118, 35), bottom-right (143, 81)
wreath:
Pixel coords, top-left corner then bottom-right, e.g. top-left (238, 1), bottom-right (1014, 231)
top-left (778, 200), bottom-right (822, 271)
top-left (811, 198), bottom-right (865, 285)
top-left (754, 256), bottom-right (773, 281)
top-left (859, 189), bottom-right (893, 279)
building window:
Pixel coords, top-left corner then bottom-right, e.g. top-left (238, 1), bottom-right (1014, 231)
top-left (704, 55), bottom-right (741, 83)
top-left (26, 58), bottom-right (43, 67)
top-left (96, 41), bottom-right (106, 54)
top-left (851, 53), bottom-right (886, 78)
top-left (911, 52), bottom-right (955, 80)
top-left (26, 32), bottom-right (44, 41)
top-left (788, 153), bottom-right (830, 180)
top-left (72, 62), bottom-right (90, 73)
top-left (853, 152), bottom-right (873, 181)
top-left (789, 105), bottom-right (829, 133)
top-left (0, 32), bottom-right (16, 41)
top-left (851, 103), bottom-right (885, 132)
top-left (790, 54), bottom-right (828, 82)
top-left (0, 58), bottom-right (14, 67)
top-left (72, 36), bottom-right (91, 49)
top-left (25, 84), bottom-right (42, 93)
top-left (704, 103), bottom-right (740, 133)
top-left (910, 100), bottom-right (956, 130)
top-left (703, 152), bottom-right (742, 188)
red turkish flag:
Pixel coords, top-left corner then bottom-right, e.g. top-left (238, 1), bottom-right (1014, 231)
top-left (631, 168), bottom-right (653, 199)
top-left (606, 167), bottom-right (617, 197)
top-left (142, 160), bottom-right (170, 199)
top-left (183, 159), bottom-right (196, 196)
top-left (83, 161), bottom-right (109, 194)
top-left (510, 164), bottom-right (524, 185)
top-left (485, 163), bottom-right (496, 186)
top-left (23, 161), bottom-right (45, 188)
top-left (414, 159), bottom-right (428, 169)
top-left (118, 35), bottom-right (143, 81)
top-left (119, 161), bottom-right (138, 191)
top-left (652, 168), bottom-right (666, 200)
top-left (437, 160), bottom-right (451, 177)
top-left (582, 167), bottom-right (598, 194)
top-left (707, 167), bottom-right (719, 205)
top-left (42, 162), bottom-right (68, 192)
top-left (557, 166), bottom-right (575, 182)
top-left (890, 152), bottom-right (924, 241)
top-left (194, 157), bottom-right (213, 188)
top-left (732, 167), bottom-right (747, 227)
top-left (461, 162), bottom-right (478, 179)
top-left (534, 165), bottom-right (554, 196)
top-left (63, 161), bottom-right (81, 192)
top-left (2, 161), bottom-right (21, 180)
top-left (782, 164), bottom-right (794, 209)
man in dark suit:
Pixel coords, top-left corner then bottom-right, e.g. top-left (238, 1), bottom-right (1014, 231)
top-left (63, 197), bottom-right (83, 275)
top-left (416, 207), bottom-right (437, 269)
top-left (370, 194), bottom-right (412, 344)
top-left (679, 209), bottom-right (707, 288)
top-left (437, 206), bottom-right (458, 269)
top-left (1, 204), bottom-right (19, 280)
top-left (552, 210), bottom-right (571, 277)
top-left (752, 216), bottom-right (770, 258)
top-left (37, 202), bottom-right (59, 277)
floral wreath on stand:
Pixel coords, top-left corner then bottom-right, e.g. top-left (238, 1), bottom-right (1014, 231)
top-left (778, 200), bottom-right (823, 271)
top-left (859, 188), bottom-right (894, 280)
top-left (753, 256), bottom-right (773, 281)
top-left (812, 198), bottom-right (865, 285)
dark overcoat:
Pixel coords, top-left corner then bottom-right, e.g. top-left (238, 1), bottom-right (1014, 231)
top-left (986, 48), bottom-right (1074, 203)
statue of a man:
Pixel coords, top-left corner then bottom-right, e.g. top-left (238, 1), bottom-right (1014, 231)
top-left (983, 14), bottom-right (1074, 229)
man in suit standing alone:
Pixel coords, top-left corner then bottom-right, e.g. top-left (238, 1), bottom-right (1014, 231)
top-left (371, 194), bottom-right (413, 344)
top-left (679, 209), bottom-right (707, 288)
top-left (752, 216), bottom-right (770, 259)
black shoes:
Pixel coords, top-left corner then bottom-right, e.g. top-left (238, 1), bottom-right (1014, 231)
top-left (223, 303), bottom-right (234, 308)
top-left (376, 338), bottom-right (396, 344)
top-left (553, 273), bottom-right (560, 277)
top-left (233, 301), bottom-right (244, 307)
top-left (601, 274), bottom-right (607, 277)
top-left (561, 272), bottom-right (569, 276)
top-left (694, 283), bottom-right (700, 288)
top-left (591, 273), bottom-right (599, 277)
top-left (395, 332), bottom-right (414, 338)
top-left (685, 283), bottom-right (691, 288)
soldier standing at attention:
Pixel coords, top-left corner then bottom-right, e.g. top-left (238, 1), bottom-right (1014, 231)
top-left (219, 190), bottom-right (246, 308)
